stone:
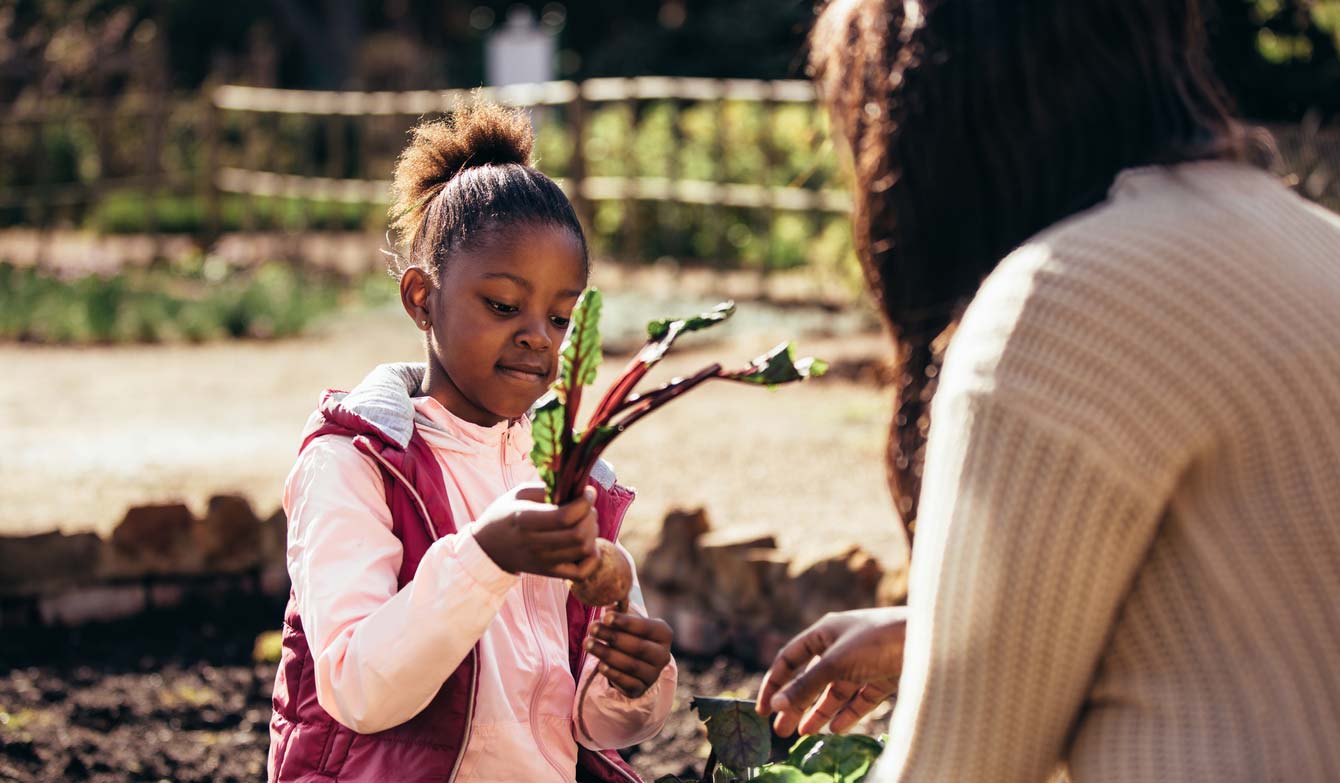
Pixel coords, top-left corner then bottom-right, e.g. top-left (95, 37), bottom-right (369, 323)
top-left (107, 502), bottom-right (199, 576)
top-left (664, 600), bottom-right (727, 658)
top-left (790, 545), bottom-right (886, 628)
top-left (259, 509), bottom-right (291, 597)
top-left (195, 494), bottom-right (261, 572)
top-left (38, 584), bottom-right (146, 625)
top-left (640, 507), bottom-right (711, 591)
top-left (0, 531), bottom-right (102, 596)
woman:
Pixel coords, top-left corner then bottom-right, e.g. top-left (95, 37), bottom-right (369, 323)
top-left (757, 1), bottom-right (1340, 781)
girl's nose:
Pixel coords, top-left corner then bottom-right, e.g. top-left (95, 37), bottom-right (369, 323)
top-left (516, 322), bottom-right (553, 352)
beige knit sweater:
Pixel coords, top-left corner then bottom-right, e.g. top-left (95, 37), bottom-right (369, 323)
top-left (873, 161), bottom-right (1340, 783)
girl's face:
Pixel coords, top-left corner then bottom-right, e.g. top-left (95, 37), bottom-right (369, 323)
top-left (404, 223), bottom-right (587, 427)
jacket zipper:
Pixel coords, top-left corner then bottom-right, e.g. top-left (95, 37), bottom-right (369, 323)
top-left (500, 430), bottom-right (570, 781)
top-left (354, 436), bottom-right (476, 783)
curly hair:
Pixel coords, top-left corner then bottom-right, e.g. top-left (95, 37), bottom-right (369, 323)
top-left (810, 0), bottom-right (1251, 545)
top-left (387, 97), bottom-right (587, 284)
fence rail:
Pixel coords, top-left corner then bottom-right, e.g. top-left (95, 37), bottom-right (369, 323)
top-left (1, 78), bottom-right (1338, 274)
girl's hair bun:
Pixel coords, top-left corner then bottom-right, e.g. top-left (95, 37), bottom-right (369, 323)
top-left (389, 99), bottom-right (535, 249)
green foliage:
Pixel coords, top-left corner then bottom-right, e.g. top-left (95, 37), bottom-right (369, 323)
top-left (561, 289), bottom-right (604, 387)
top-left (0, 258), bottom-right (377, 345)
top-left (674, 701), bottom-right (886, 783)
top-left (530, 290), bottom-right (822, 505)
top-left (645, 301), bottom-right (736, 344)
top-left (253, 630), bottom-right (284, 664)
top-left (531, 394), bottom-right (565, 501)
top-left (532, 100), bottom-right (856, 278)
top-left (691, 697), bottom-right (773, 772)
top-left (726, 342), bottom-right (828, 387)
top-left (86, 191), bottom-right (382, 235)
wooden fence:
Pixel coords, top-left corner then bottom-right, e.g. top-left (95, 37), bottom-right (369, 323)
top-left (1, 78), bottom-right (1338, 272)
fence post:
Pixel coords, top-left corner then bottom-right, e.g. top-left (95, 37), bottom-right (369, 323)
top-left (201, 79), bottom-right (222, 248)
top-left (712, 82), bottom-right (729, 266)
top-left (621, 91), bottom-right (642, 263)
top-left (758, 93), bottom-right (778, 294)
top-left (568, 86), bottom-right (591, 240)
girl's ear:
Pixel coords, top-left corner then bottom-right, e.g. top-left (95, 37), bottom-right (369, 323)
top-left (400, 267), bottom-right (434, 331)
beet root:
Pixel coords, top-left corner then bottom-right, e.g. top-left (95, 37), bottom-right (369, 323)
top-left (570, 538), bottom-right (632, 608)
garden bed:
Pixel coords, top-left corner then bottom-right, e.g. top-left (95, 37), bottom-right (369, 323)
top-left (0, 597), bottom-right (759, 783)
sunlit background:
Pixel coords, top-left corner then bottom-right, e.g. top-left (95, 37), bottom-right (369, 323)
top-left (1, 2), bottom-right (1338, 781)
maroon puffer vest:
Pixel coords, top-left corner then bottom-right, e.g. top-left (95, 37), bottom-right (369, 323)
top-left (268, 389), bottom-right (642, 783)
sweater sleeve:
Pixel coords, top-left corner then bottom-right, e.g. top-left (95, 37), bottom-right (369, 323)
top-left (283, 435), bottom-right (520, 734)
top-left (872, 391), bottom-right (1165, 783)
top-left (573, 543), bottom-right (678, 750)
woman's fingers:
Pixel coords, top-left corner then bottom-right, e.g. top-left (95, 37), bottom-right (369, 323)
top-left (758, 623), bottom-right (835, 715)
top-left (829, 680), bottom-right (898, 734)
top-left (790, 680), bottom-right (863, 736)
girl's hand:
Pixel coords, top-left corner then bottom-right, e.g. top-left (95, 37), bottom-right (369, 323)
top-left (585, 609), bottom-right (674, 698)
top-left (474, 484), bottom-right (601, 580)
top-left (756, 607), bottom-right (907, 736)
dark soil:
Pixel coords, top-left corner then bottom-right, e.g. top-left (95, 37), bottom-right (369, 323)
top-left (0, 597), bottom-right (759, 783)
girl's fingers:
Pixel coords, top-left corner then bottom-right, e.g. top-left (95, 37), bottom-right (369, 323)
top-left (594, 612), bottom-right (674, 645)
top-left (587, 624), bottom-right (672, 667)
top-left (538, 544), bottom-right (594, 565)
top-left (549, 551), bottom-right (600, 581)
top-left (527, 529), bottom-right (595, 554)
top-left (555, 487), bottom-right (598, 524)
top-left (585, 637), bottom-right (661, 686)
top-left (595, 661), bottom-right (649, 698)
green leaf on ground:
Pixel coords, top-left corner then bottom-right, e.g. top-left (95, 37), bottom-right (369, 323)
top-left (787, 734), bottom-right (884, 781)
top-left (691, 696), bottom-right (772, 772)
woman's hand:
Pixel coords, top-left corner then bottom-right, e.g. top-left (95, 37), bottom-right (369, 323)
top-left (585, 609), bottom-right (674, 698)
top-left (474, 484), bottom-right (601, 580)
top-left (757, 607), bottom-right (908, 736)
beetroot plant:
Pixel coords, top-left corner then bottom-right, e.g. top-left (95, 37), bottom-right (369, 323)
top-left (532, 288), bottom-right (827, 609)
top-left (657, 698), bottom-right (885, 783)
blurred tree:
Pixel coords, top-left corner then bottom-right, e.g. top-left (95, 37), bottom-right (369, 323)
top-left (2, 0), bottom-right (1337, 119)
top-left (1207, 0), bottom-right (1340, 121)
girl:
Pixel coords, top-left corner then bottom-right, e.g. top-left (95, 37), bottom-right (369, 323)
top-left (269, 101), bottom-right (676, 783)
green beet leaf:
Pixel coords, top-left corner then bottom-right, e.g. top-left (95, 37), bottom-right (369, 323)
top-left (530, 393), bottom-right (564, 501)
top-left (753, 767), bottom-right (832, 783)
top-left (787, 734), bottom-right (884, 781)
top-left (561, 288), bottom-right (604, 388)
top-left (641, 302), bottom-right (736, 364)
top-left (691, 697), bottom-right (772, 772)
top-left (727, 342), bottom-right (829, 388)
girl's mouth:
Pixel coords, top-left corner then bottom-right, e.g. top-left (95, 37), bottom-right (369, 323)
top-left (496, 363), bottom-right (549, 384)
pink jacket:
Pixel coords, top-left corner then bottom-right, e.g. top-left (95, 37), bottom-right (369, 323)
top-left (270, 364), bottom-right (675, 782)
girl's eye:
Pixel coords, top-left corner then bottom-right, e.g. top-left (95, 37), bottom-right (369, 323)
top-left (485, 299), bottom-right (518, 315)
top-left (550, 316), bottom-right (571, 329)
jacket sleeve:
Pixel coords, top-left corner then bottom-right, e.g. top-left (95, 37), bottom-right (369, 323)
top-left (572, 543), bottom-right (678, 750)
top-left (283, 435), bottom-right (519, 734)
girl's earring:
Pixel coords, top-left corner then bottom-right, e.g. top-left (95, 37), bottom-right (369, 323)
top-left (420, 319), bottom-right (430, 329)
